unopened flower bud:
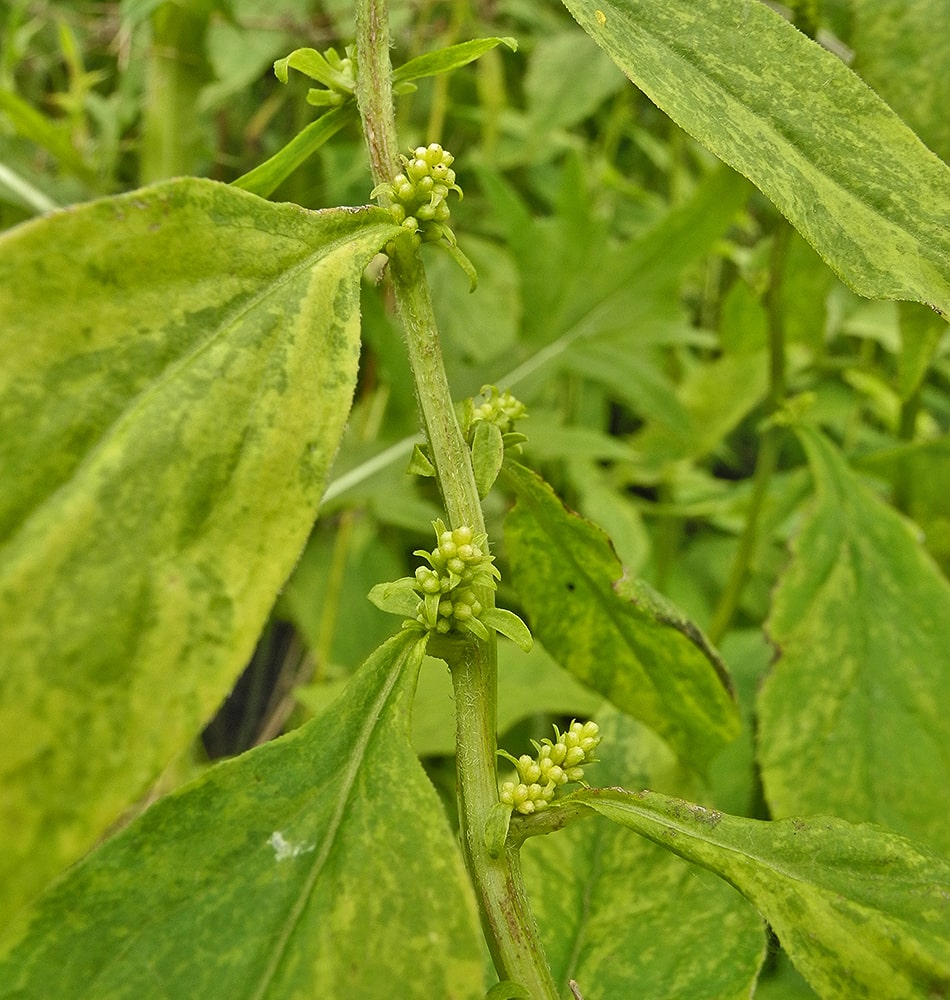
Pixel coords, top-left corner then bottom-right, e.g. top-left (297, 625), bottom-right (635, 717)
top-left (564, 746), bottom-right (586, 768)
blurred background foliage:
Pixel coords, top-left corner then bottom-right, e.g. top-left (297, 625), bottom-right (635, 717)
top-left (2, 4), bottom-right (947, 988)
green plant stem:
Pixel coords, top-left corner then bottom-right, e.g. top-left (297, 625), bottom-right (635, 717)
top-left (354, 4), bottom-right (559, 995)
top-left (707, 224), bottom-right (790, 644)
top-left (449, 638), bottom-right (561, 997)
top-left (893, 383), bottom-right (921, 515)
top-left (355, 0), bottom-right (400, 188)
top-left (140, 2), bottom-right (210, 184)
top-left (388, 249), bottom-right (485, 524)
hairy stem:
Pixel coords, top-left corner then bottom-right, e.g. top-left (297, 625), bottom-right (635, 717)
top-left (354, 3), bottom-right (558, 995)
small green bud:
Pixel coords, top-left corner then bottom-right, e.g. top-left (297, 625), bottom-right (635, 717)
top-left (439, 539), bottom-right (458, 560)
top-left (406, 157), bottom-right (428, 181)
top-left (563, 746), bottom-right (586, 768)
top-left (539, 759), bottom-right (567, 785)
top-left (425, 142), bottom-right (450, 165)
top-left (518, 755), bottom-right (541, 784)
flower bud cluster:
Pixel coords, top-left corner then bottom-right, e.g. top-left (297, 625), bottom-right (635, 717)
top-left (372, 143), bottom-right (462, 246)
top-left (411, 520), bottom-right (499, 637)
top-left (499, 720), bottom-right (602, 815)
top-left (471, 385), bottom-right (528, 437)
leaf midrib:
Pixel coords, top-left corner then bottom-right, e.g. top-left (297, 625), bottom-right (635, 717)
top-left (249, 636), bottom-right (417, 1000)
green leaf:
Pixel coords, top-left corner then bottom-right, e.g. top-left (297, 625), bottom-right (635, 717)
top-left (501, 461), bottom-right (739, 772)
top-left (479, 162), bottom-right (751, 354)
top-left (562, 339), bottom-right (689, 432)
top-left (0, 178), bottom-right (400, 919)
top-left (630, 350), bottom-right (769, 479)
top-left (851, 1), bottom-right (950, 162)
top-left (577, 787), bottom-right (950, 999)
top-left (480, 607), bottom-right (532, 653)
top-left (522, 711), bottom-right (765, 998)
top-left (231, 106), bottom-right (355, 198)
top-left (524, 30), bottom-right (627, 136)
top-left (523, 413), bottom-right (636, 463)
top-left (392, 37), bottom-right (517, 85)
top-left (273, 47), bottom-right (352, 92)
top-left (368, 576), bottom-right (421, 619)
top-left (897, 302), bottom-right (945, 401)
top-left (441, 238), bottom-right (480, 293)
top-left (563, 0), bottom-right (950, 317)
top-left (0, 632), bottom-right (484, 998)
top-left (471, 419), bottom-right (505, 498)
top-left (855, 436), bottom-right (950, 574)
top-left (757, 426), bottom-right (950, 853)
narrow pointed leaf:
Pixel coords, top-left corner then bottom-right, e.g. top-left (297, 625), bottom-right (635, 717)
top-left (521, 711), bottom-right (765, 998)
top-left (757, 426), bottom-right (950, 853)
top-left (0, 178), bottom-right (401, 918)
top-left (563, 0), bottom-right (950, 316)
top-left (577, 787), bottom-right (950, 1000)
top-left (502, 461), bottom-right (739, 771)
top-left (232, 106), bottom-right (354, 197)
top-left (393, 37), bottom-right (517, 84)
top-left (0, 632), bottom-right (484, 999)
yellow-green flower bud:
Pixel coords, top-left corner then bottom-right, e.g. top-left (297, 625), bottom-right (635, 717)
top-left (564, 746), bottom-right (586, 768)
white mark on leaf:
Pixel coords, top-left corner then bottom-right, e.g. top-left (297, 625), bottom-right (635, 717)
top-left (268, 830), bottom-right (316, 862)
